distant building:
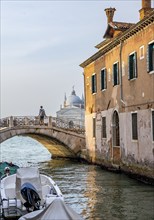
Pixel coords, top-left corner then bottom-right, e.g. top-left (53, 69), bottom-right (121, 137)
top-left (80, 0), bottom-right (154, 180)
top-left (56, 87), bottom-right (85, 128)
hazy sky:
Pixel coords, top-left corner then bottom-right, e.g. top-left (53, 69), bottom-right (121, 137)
top-left (1, 0), bottom-right (152, 117)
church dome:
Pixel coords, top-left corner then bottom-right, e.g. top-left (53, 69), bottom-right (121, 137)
top-left (66, 88), bottom-right (84, 108)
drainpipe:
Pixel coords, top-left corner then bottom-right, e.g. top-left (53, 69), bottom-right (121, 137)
top-left (119, 40), bottom-right (126, 106)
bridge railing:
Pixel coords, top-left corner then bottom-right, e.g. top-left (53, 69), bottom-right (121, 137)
top-left (0, 116), bottom-right (85, 134)
top-left (52, 117), bottom-right (85, 133)
top-left (0, 117), bottom-right (10, 128)
top-left (0, 116), bottom-right (49, 128)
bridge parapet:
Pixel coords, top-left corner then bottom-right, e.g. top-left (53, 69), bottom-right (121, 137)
top-left (0, 116), bottom-right (44, 127)
top-left (52, 117), bottom-right (85, 134)
top-left (0, 117), bottom-right (10, 128)
top-left (0, 116), bottom-right (85, 134)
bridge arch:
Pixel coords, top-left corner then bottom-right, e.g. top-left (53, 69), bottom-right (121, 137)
top-left (25, 133), bottom-right (77, 159)
top-left (0, 126), bottom-right (86, 158)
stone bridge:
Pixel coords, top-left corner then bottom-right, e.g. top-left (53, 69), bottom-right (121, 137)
top-left (0, 116), bottom-right (86, 159)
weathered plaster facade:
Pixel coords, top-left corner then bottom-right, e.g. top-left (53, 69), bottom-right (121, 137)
top-left (80, 1), bottom-right (154, 183)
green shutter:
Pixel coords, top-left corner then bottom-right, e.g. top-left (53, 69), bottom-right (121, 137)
top-left (149, 43), bottom-right (154, 71)
top-left (91, 75), bottom-right (93, 93)
top-left (152, 44), bottom-right (154, 71)
top-left (102, 70), bottom-right (105, 90)
top-left (91, 75), bottom-right (94, 93)
top-left (94, 74), bottom-right (97, 93)
top-left (112, 65), bottom-right (114, 86)
top-left (117, 62), bottom-right (119, 84)
top-left (104, 68), bottom-right (107, 89)
top-left (101, 69), bottom-right (107, 90)
top-left (147, 45), bottom-right (150, 73)
top-left (130, 55), bottom-right (134, 79)
top-left (134, 52), bottom-right (137, 78)
top-left (128, 55), bottom-right (130, 80)
top-left (113, 63), bottom-right (117, 85)
top-left (152, 111), bottom-right (154, 141)
top-left (100, 71), bottom-right (102, 90)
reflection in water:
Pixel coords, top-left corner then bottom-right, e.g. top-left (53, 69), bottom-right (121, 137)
top-left (83, 167), bottom-right (99, 219)
top-left (40, 160), bottom-right (154, 220)
top-left (1, 136), bottom-right (154, 220)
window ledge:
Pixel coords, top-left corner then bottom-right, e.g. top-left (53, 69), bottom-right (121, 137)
top-left (101, 89), bottom-right (106, 92)
top-left (149, 70), bottom-right (154, 74)
top-left (129, 77), bottom-right (137, 81)
top-left (113, 84), bottom-right (119, 87)
top-left (113, 145), bottom-right (120, 148)
top-left (131, 140), bottom-right (138, 142)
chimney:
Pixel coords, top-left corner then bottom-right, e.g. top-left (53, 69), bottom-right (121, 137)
top-left (105, 8), bottom-right (116, 24)
top-left (139, 0), bottom-right (152, 20)
top-left (142, 0), bottom-right (151, 8)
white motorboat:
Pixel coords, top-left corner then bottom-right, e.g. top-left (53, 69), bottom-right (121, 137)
top-left (0, 167), bottom-right (63, 219)
top-left (19, 198), bottom-right (84, 220)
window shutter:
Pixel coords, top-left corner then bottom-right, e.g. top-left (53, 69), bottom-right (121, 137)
top-left (128, 56), bottom-right (130, 80)
top-left (134, 52), bottom-right (137, 78)
top-left (152, 44), bottom-right (154, 71)
top-left (117, 62), bottom-right (119, 84)
top-left (91, 76), bottom-right (93, 93)
top-left (104, 68), bottom-right (107, 89)
top-left (100, 71), bottom-right (102, 90)
top-left (147, 45), bottom-right (150, 73)
top-left (152, 111), bottom-right (154, 141)
top-left (112, 65), bottom-right (114, 86)
top-left (115, 64), bottom-right (117, 85)
top-left (102, 71), bottom-right (105, 90)
top-left (94, 74), bottom-right (97, 93)
top-left (113, 64), bottom-right (117, 86)
top-left (149, 43), bottom-right (154, 71)
top-left (91, 75), bottom-right (94, 93)
top-left (101, 70), bottom-right (103, 90)
top-left (130, 56), bottom-right (134, 79)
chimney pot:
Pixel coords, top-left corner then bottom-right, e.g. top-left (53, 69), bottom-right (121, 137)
top-left (105, 7), bottom-right (116, 24)
top-left (139, 0), bottom-right (152, 20)
top-left (142, 0), bottom-right (151, 8)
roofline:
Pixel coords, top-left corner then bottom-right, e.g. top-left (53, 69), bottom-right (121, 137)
top-left (95, 39), bottom-right (111, 49)
top-left (80, 10), bottom-right (154, 68)
top-left (103, 21), bottom-right (135, 39)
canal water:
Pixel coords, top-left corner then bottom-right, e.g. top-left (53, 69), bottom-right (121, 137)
top-left (1, 136), bottom-right (154, 220)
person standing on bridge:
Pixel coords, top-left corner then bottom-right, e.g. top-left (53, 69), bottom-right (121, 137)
top-left (39, 106), bottom-right (46, 125)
